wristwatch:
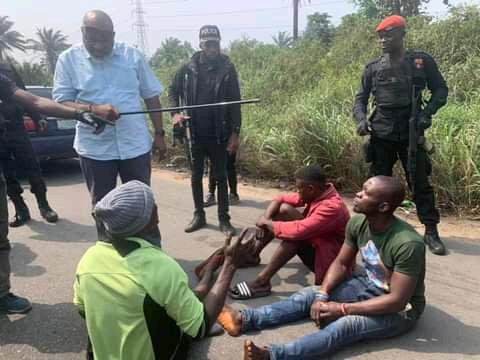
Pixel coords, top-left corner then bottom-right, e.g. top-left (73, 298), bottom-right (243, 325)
top-left (155, 129), bottom-right (165, 136)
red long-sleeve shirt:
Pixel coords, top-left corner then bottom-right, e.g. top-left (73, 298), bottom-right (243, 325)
top-left (272, 183), bottom-right (350, 283)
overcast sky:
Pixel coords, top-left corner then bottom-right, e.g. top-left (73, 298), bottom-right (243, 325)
top-left (3, 0), bottom-right (477, 62)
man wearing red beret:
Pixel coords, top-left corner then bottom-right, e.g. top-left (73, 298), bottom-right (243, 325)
top-left (353, 15), bottom-right (448, 255)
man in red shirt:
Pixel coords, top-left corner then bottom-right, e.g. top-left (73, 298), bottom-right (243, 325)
top-left (230, 165), bottom-right (350, 299)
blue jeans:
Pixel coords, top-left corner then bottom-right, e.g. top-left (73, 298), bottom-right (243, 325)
top-left (241, 271), bottom-right (418, 360)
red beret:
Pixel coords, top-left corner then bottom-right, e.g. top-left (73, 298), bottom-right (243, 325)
top-left (376, 15), bottom-right (406, 32)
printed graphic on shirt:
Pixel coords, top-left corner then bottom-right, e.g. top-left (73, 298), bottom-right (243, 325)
top-left (360, 240), bottom-right (391, 292)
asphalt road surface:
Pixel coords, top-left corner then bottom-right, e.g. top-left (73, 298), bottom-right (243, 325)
top-left (1, 160), bottom-right (479, 360)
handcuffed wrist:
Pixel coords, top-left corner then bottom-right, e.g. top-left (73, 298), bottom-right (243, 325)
top-left (315, 290), bottom-right (329, 302)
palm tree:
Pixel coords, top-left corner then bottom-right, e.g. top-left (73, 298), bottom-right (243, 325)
top-left (27, 28), bottom-right (70, 76)
top-left (272, 31), bottom-right (294, 48)
top-left (0, 16), bottom-right (26, 61)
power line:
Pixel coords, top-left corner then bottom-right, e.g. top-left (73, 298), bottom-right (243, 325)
top-left (148, 25), bottom-right (292, 32)
top-left (143, 0), bottom-right (189, 4)
top-left (145, 2), bottom-right (346, 18)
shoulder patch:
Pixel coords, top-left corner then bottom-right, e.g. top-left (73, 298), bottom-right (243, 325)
top-left (365, 57), bottom-right (382, 68)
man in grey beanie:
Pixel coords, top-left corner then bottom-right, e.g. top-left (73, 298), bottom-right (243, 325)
top-left (74, 180), bottom-right (252, 360)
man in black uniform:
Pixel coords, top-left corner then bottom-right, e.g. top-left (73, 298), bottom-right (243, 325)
top-left (0, 63), bottom-right (58, 227)
top-left (169, 25), bottom-right (241, 235)
top-left (0, 71), bottom-right (103, 313)
top-left (353, 15), bottom-right (448, 255)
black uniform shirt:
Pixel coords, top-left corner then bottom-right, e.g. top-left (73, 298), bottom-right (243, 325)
top-left (194, 60), bottom-right (218, 137)
top-left (0, 72), bottom-right (17, 102)
top-left (353, 51), bottom-right (448, 141)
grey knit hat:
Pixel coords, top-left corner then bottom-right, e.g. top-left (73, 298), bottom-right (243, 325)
top-left (94, 180), bottom-right (155, 238)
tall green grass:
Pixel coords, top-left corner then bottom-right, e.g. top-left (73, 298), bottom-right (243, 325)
top-left (156, 6), bottom-right (480, 215)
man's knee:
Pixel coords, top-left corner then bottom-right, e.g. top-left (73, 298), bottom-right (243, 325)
top-left (274, 203), bottom-right (301, 221)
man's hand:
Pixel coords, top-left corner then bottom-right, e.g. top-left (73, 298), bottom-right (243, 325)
top-left (256, 215), bottom-right (273, 232)
top-left (310, 299), bottom-right (327, 327)
top-left (226, 133), bottom-right (240, 155)
top-left (356, 119), bottom-right (371, 136)
top-left (417, 111), bottom-right (432, 130)
top-left (172, 113), bottom-right (188, 125)
top-left (91, 104), bottom-right (120, 122)
top-left (74, 111), bottom-right (114, 134)
top-left (223, 228), bottom-right (256, 268)
top-left (153, 134), bottom-right (167, 161)
top-left (310, 301), bottom-right (344, 327)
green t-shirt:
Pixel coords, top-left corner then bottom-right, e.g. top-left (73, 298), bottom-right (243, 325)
top-left (345, 214), bottom-right (426, 318)
top-left (74, 238), bottom-right (204, 360)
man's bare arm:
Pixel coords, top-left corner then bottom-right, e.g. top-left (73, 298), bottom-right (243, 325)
top-left (144, 96), bottom-right (164, 132)
top-left (344, 271), bottom-right (417, 315)
top-left (13, 89), bottom-right (77, 119)
top-left (320, 243), bottom-right (357, 295)
top-left (60, 101), bottom-right (119, 121)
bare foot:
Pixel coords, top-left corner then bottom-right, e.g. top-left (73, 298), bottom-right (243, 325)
top-left (244, 340), bottom-right (270, 360)
top-left (217, 305), bottom-right (242, 336)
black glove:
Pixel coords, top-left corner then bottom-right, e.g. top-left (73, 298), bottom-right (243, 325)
top-left (356, 119), bottom-right (371, 136)
top-left (417, 111), bottom-right (432, 130)
top-left (74, 111), bottom-right (113, 134)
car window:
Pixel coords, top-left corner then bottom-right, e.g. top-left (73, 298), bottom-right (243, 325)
top-left (28, 88), bottom-right (52, 99)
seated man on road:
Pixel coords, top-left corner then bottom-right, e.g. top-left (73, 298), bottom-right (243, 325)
top-left (73, 180), bottom-right (251, 360)
top-left (219, 176), bottom-right (426, 360)
top-left (229, 165), bottom-right (350, 300)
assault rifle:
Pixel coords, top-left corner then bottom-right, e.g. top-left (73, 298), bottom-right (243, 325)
top-left (407, 85), bottom-right (422, 197)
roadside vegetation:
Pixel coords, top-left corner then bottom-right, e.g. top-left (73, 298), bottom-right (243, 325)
top-left (151, 5), bottom-right (480, 215)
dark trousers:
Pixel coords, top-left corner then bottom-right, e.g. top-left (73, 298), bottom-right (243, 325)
top-left (191, 137), bottom-right (229, 221)
top-left (0, 170), bottom-right (11, 297)
top-left (208, 151), bottom-right (238, 196)
top-left (370, 137), bottom-right (440, 226)
top-left (0, 130), bottom-right (46, 200)
top-left (79, 152), bottom-right (161, 246)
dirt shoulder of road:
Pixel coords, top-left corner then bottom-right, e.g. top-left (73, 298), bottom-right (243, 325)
top-left (153, 168), bottom-right (480, 242)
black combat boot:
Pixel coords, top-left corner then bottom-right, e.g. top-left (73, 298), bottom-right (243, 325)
top-left (424, 225), bottom-right (446, 256)
top-left (9, 195), bottom-right (31, 227)
top-left (184, 213), bottom-right (206, 233)
top-left (35, 192), bottom-right (58, 223)
top-left (204, 192), bottom-right (216, 207)
top-left (219, 219), bottom-right (236, 236)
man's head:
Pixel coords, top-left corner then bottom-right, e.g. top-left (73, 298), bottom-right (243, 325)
top-left (94, 180), bottom-right (158, 241)
top-left (353, 176), bottom-right (405, 216)
top-left (294, 165), bottom-right (327, 203)
top-left (199, 25), bottom-right (221, 60)
top-left (82, 10), bottom-right (115, 58)
top-left (376, 15), bottom-right (406, 54)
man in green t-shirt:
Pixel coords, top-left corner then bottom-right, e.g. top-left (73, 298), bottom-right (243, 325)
top-left (73, 180), bottom-right (251, 360)
top-left (217, 176), bottom-right (426, 360)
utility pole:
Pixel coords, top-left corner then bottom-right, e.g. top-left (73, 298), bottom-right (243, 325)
top-left (133, 0), bottom-right (149, 57)
top-left (293, 0), bottom-right (300, 40)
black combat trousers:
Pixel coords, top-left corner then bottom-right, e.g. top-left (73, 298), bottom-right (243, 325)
top-left (0, 169), bottom-right (11, 297)
top-left (370, 137), bottom-right (440, 226)
top-left (0, 129), bottom-right (46, 200)
top-left (191, 137), bottom-right (229, 221)
top-left (208, 151), bottom-right (238, 196)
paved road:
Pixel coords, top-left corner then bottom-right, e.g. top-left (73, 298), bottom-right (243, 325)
top-left (1, 160), bottom-right (479, 359)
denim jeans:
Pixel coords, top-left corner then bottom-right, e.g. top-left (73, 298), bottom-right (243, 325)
top-left (241, 271), bottom-right (418, 360)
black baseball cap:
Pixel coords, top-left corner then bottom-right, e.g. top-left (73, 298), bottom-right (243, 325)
top-left (199, 25), bottom-right (221, 43)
